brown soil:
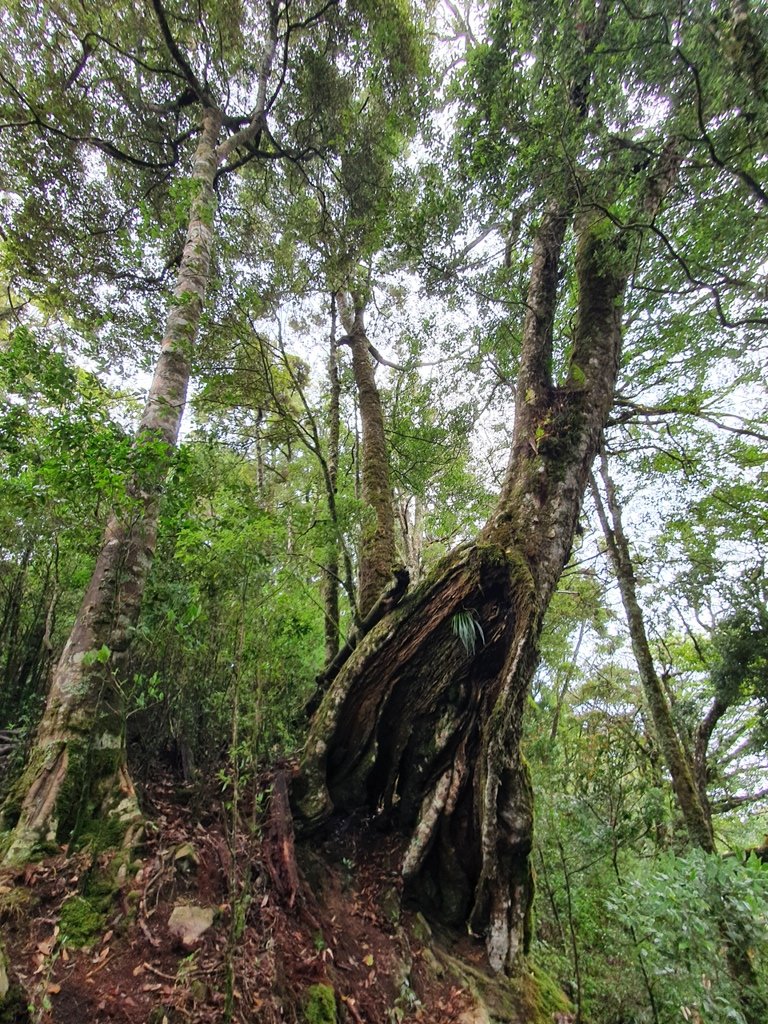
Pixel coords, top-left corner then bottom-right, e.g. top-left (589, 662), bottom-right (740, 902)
top-left (1, 768), bottom-right (487, 1023)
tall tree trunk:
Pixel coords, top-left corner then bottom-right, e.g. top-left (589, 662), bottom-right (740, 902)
top-left (398, 494), bottom-right (424, 585)
top-left (323, 298), bottom-right (342, 664)
top-left (296, 201), bottom-right (636, 972)
top-left (590, 452), bottom-right (715, 852)
top-left (0, 108), bottom-right (223, 864)
top-left (337, 294), bottom-right (398, 617)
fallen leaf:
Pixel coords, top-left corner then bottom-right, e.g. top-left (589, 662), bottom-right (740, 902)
top-left (363, 954), bottom-right (374, 967)
top-left (132, 964), bottom-right (145, 977)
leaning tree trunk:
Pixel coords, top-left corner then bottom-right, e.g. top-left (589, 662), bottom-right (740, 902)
top-left (0, 109), bottom-right (223, 864)
top-left (297, 202), bottom-right (636, 972)
top-left (591, 451), bottom-right (716, 852)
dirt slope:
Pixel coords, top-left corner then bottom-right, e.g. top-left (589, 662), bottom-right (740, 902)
top-left (0, 769), bottom-right (572, 1024)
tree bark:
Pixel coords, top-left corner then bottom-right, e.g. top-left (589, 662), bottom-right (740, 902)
top-left (337, 294), bottom-right (398, 618)
top-left (323, 298), bottom-right (342, 664)
top-left (0, 108), bottom-right (223, 864)
top-left (296, 201), bottom-right (635, 972)
top-left (590, 452), bottom-right (715, 853)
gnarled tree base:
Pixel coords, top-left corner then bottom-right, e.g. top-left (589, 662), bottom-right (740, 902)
top-left (295, 539), bottom-right (542, 973)
top-left (1, 731), bottom-right (141, 866)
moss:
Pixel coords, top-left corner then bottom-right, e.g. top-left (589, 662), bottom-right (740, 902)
top-left (473, 541), bottom-right (509, 571)
top-left (56, 740), bottom-right (123, 847)
top-left (0, 744), bottom-right (52, 834)
top-left (72, 813), bottom-right (126, 854)
top-left (304, 983), bottom-right (337, 1024)
top-left (437, 948), bottom-right (571, 1024)
top-left (439, 951), bottom-right (522, 1021)
top-left (85, 870), bottom-right (119, 906)
top-left (411, 912), bottom-right (432, 944)
top-left (0, 833), bottom-right (12, 862)
top-left (518, 964), bottom-right (573, 1023)
top-left (536, 399), bottom-right (586, 479)
top-left (59, 895), bottom-right (106, 948)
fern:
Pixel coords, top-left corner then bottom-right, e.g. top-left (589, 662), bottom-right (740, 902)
top-left (452, 609), bottom-right (485, 656)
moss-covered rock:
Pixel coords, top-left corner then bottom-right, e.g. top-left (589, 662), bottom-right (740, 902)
top-left (519, 964), bottom-right (573, 1022)
top-left (304, 982), bottom-right (337, 1024)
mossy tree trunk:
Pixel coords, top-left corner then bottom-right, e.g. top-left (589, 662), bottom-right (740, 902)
top-left (0, 109), bottom-right (223, 864)
top-left (297, 202), bottom-right (636, 972)
top-left (337, 293), bottom-right (398, 619)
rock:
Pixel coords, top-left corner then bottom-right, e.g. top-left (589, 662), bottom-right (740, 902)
top-left (168, 905), bottom-right (214, 948)
top-left (173, 843), bottom-right (199, 873)
top-left (0, 940), bottom-right (30, 1022)
top-left (0, 942), bottom-right (9, 1001)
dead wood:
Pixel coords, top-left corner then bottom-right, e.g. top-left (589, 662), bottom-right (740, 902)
top-left (263, 771), bottom-right (300, 908)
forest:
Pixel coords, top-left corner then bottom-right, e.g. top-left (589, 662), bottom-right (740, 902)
top-left (1, 0), bottom-right (768, 1022)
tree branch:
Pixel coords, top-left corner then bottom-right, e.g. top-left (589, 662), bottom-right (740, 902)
top-left (150, 0), bottom-right (213, 106)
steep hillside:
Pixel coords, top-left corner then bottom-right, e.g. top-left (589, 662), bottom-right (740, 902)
top-left (0, 769), bottom-right (572, 1024)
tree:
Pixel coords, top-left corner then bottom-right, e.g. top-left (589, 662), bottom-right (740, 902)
top-left (296, 0), bottom-right (768, 974)
top-left (0, 328), bottom-right (132, 737)
top-left (0, 0), bottom-right (424, 862)
top-left (590, 449), bottom-right (715, 852)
